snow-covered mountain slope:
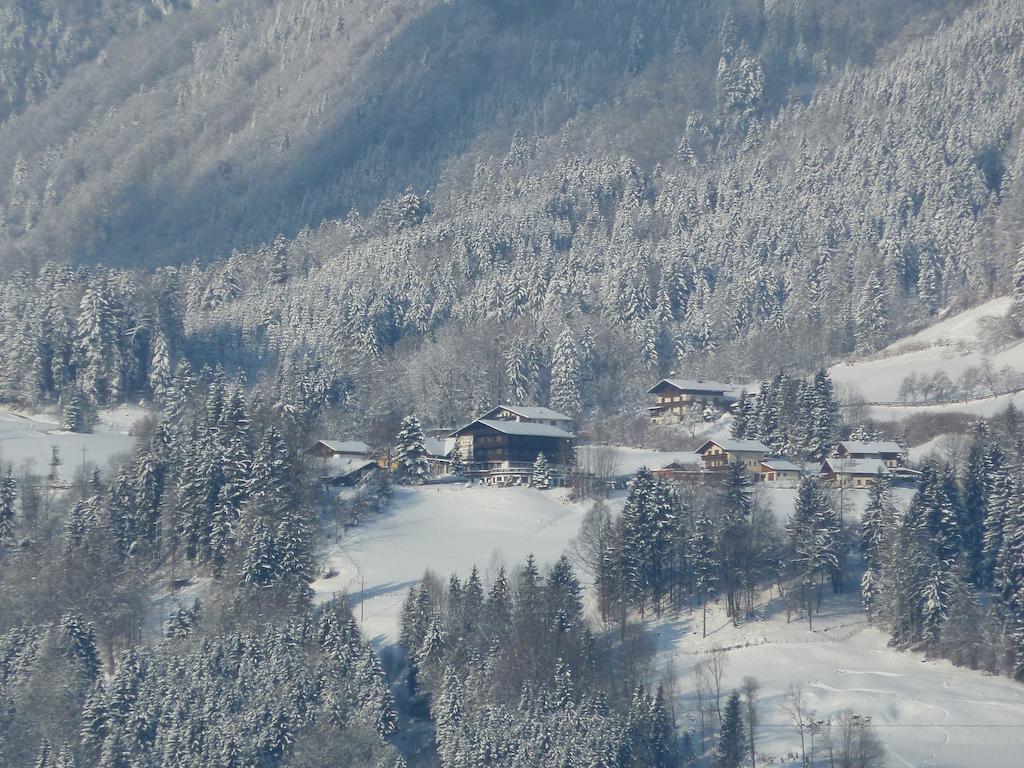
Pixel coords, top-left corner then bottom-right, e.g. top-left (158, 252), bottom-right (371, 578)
top-left (652, 591), bottom-right (1024, 768)
top-left (830, 296), bottom-right (1023, 404)
top-left (314, 479), bottom-right (1024, 765)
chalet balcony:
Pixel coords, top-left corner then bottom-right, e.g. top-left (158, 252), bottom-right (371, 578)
top-left (461, 460), bottom-right (584, 488)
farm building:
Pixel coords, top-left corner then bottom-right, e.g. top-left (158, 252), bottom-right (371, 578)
top-left (696, 438), bottom-right (770, 473)
top-left (449, 410), bottom-right (577, 486)
top-left (646, 378), bottom-right (743, 422)
top-left (835, 440), bottom-right (905, 467)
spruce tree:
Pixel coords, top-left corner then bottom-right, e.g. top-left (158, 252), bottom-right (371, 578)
top-left (730, 391), bottom-right (750, 439)
top-left (787, 477), bottom-right (839, 629)
top-left (61, 388), bottom-right (89, 433)
top-left (531, 452), bottom-right (551, 489)
top-left (861, 471), bottom-right (893, 620)
top-left (0, 470), bottom-right (16, 545)
top-left (714, 691), bottom-right (745, 768)
top-left (691, 508), bottom-right (719, 637)
top-left (549, 328), bottom-right (582, 418)
top-left (394, 415), bottom-right (430, 485)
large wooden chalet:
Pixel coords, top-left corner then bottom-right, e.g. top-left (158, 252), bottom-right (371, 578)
top-left (647, 378), bottom-right (742, 422)
top-left (450, 405), bottom-right (577, 486)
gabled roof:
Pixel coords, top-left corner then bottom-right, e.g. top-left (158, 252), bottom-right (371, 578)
top-left (314, 439), bottom-right (371, 455)
top-left (838, 440), bottom-right (904, 455)
top-left (648, 378), bottom-right (741, 396)
top-left (450, 419), bottom-right (576, 439)
top-left (424, 437), bottom-right (456, 457)
top-left (696, 438), bottom-right (769, 455)
top-left (822, 457), bottom-right (888, 476)
top-left (760, 459), bottom-right (802, 472)
top-left (320, 457), bottom-right (377, 478)
top-left (481, 405), bottom-right (574, 422)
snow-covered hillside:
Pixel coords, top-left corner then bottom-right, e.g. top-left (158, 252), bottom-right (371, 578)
top-left (830, 296), bottom-right (1023, 404)
top-left (313, 485), bottom-right (604, 644)
top-left (0, 407), bottom-right (139, 480)
top-left (654, 592), bottom-right (1024, 768)
top-left (317, 480), bottom-right (1024, 765)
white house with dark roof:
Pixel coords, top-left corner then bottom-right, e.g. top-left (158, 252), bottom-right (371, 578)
top-left (821, 457), bottom-right (888, 488)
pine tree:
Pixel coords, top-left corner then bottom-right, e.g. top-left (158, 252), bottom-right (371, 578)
top-left (147, 330), bottom-right (173, 401)
top-left (730, 391), bottom-right (750, 439)
top-left (1012, 242), bottom-right (1024, 323)
top-left (714, 692), bottom-right (745, 768)
top-left (505, 336), bottom-right (531, 405)
top-left (394, 415), bottom-right (430, 485)
top-left (0, 470), bottom-right (16, 545)
top-left (720, 460), bottom-right (753, 620)
top-left (240, 516), bottom-right (277, 588)
top-left (61, 388), bottom-right (89, 433)
top-left (531, 452), bottom-right (551, 489)
top-left (549, 328), bottom-right (582, 418)
top-left (788, 477), bottom-right (839, 629)
top-left (692, 508), bottom-right (719, 637)
top-left (960, 437), bottom-right (989, 584)
top-left (861, 471), bottom-right (893, 620)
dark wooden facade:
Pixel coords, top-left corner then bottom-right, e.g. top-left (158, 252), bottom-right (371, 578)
top-left (453, 422), bottom-right (575, 467)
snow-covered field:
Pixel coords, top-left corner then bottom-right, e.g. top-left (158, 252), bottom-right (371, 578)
top-left (653, 591), bottom-right (1024, 768)
top-left (313, 484), bottom-right (605, 644)
top-left (577, 444), bottom-right (701, 476)
top-left (0, 406), bottom-right (140, 480)
top-left (317, 480), bottom-right (1024, 765)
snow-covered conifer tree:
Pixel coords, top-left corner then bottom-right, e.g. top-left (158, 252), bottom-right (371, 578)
top-left (531, 452), bottom-right (550, 489)
top-left (549, 328), bottom-right (581, 418)
top-left (393, 415), bottom-right (430, 485)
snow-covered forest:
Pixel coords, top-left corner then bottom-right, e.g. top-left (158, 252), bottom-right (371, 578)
top-left (3, 0), bottom-right (1024, 766)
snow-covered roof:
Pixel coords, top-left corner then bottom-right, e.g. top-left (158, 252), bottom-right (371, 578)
top-left (452, 419), bottom-right (576, 439)
top-left (697, 438), bottom-right (769, 454)
top-left (838, 440), bottom-right (904, 455)
top-left (424, 437), bottom-right (456, 457)
top-left (481, 405), bottom-right (574, 422)
top-left (314, 439), bottom-right (371, 455)
top-left (760, 459), bottom-right (802, 472)
top-left (321, 457), bottom-right (377, 477)
top-left (822, 457), bottom-right (888, 476)
top-left (648, 378), bottom-right (743, 396)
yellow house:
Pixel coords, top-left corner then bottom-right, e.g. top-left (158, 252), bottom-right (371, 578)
top-left (696, 438), bottom-right (769, 472)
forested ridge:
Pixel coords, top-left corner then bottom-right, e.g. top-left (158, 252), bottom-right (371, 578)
top-left (1, 1), bottom-right (1021, 422)
top-left (2, 3), bottom-right (1024, 764)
